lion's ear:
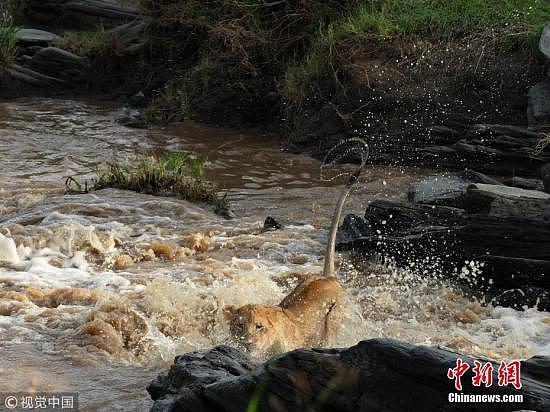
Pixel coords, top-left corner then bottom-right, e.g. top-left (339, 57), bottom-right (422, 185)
top-left (222, 305), bottom-right (238, 319)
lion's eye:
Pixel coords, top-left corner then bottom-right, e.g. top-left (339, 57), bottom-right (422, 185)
top-left (255, 323), bottom-right (264, 331)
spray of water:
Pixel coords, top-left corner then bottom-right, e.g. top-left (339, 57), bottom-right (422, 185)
top-left (320, 137), bottom-right (370, 183)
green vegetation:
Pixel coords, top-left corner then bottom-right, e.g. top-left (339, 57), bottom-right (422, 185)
top-left (0, 3), bottom-right (17, 69)
top-left (285, 0), bottom-right (550, 106)
top-left (335, 0), bottom-right (548, 40)
top-left (141, 0), bottom-right (549, 125)
top-left (55, 25), bottom-right (122, 57)
top-left (66, 152), bottom-right (231, 218)
top-left (140, 0), bottom-right (359, 123)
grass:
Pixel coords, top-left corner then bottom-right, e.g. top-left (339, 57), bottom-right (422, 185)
top-left (284, 0), bottom-right (550, 108)
top-left (140, 0), bottom-right (360, 123)
top-left (0, 3), bottom-right (17, 69)
top-left (140, 0), bottom-right (549, 126)
top-left (65, 152), bottom-right (231, 218)
top-left (339, 0), bottom-right (549, 40)
top-left (55, 25), bottom-right (122, 57)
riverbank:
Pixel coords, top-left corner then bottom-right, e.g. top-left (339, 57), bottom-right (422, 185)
top-left (2, 1), bottom-right (549, 174)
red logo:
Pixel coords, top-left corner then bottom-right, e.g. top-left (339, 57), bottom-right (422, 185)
top-left (447, 358), bottom-right (470, 390)
top-left (472, 361), bottom-right (493, 387)
top-left (447, 358), bottom-right (522, 390)
top-left (498, 360), bottom-right (522, 389)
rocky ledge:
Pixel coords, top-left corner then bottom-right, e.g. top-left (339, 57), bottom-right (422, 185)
top-left (337, 173), bottom-right (550, 311)
top-left (147, 339), bottom-right (549, 412)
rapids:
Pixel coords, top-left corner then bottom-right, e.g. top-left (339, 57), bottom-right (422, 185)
top-left (0, 98), bottom-right (548, 411)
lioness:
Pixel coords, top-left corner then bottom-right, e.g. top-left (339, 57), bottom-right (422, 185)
top-left (224, 164), bottom-right (364, 356)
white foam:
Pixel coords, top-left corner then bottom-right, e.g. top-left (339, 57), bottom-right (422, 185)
top-left (0, 233), bottom-right (19, 264)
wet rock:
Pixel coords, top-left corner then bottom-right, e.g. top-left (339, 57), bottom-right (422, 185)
top-left (490, 287), bottom-right (550, 311)
top-left (148, 339), bottom-right (550, 412)
top-left (127, 91), bottom-right (147, 108)
top-left (542, 163), bottom-right (550, 193)
top-left (463, 183), bottom-right (550, 219)
top-left (22, 0), bottom-right (141, 31)
top-left (408, 175), bottom-right (469, 206)
top-left (5, 63), bottom-right (66, 87)
top-left (540, 23), bottom-right (550, 61)
top-left (504, 176), bottom-right (544, 191)
top-left (527, 80), bottom-right (550, 129)
top-left (117, 107), bottom-right (145, 128)
top-left (29, 47), bottom-right (85, 84)
top-left (147, 345), bottom-right (255, 411)
top-left (345, 178), bottom-right (550, 310)
top-left (15, 28), bottom-right (60, 46)
top-left (336, 213), bottom-right (371, 248)
top-left (425, 124), bottom-right (549, 176)
top-left (107, 20), bottom-right (149, 55)
top-left (263, 216), bottom-right (282, 231)
top-left (457, 169), bottom-right (502, 185)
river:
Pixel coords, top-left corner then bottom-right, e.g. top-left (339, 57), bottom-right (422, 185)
top-left (0, 98), bottom-right (548, 411)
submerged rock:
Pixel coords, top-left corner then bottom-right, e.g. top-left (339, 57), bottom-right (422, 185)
top-left (262, 216), bottom-right (282, 231)
top-left (148, 339), bottom-right (550, 412)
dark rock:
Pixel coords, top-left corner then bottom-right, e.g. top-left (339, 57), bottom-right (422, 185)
top-left (458, 169), bottom-right (502, 185)
top-left (407, 175), bottom-right (469, 206)
top-left (263, 216), bottom-right (282, 231)
top-left (147, 345), bottom-right (255, 411)
top-left (107, 20), bottom-right (149, 55)
top-left (504, 176), bottom-right (544, 191)
top-left (22, 0), bottom-right (140, 31)
top-left (148, 339), bottom-right (550, 412)
top-left (490, 287), bottom-right (550, 311)
top-left (336, 214), bottom-right (371, 248)
top-left (540, 23), bottom-right (550, 61)
top-left (128, 91), bottom-right (147, 108)
top-left (29, 47), bottom-right (85, 84)
top-left (349, 179), bottom-right (550, 310)
top-left (15, 28), bottom-right (60, 46)
top-left (463, 183), bottom-right (550, 220)
top-left (5, 63), bottom-right (66, 87)
top-left (117, 107), bottom-right (145, 128)
top-left (542, 163), bottom-right (550, 193)
top-left (524, 355), bottom-right (550, 385)
top-left (424, 124), bottom-right (549, 177)
top-left (26, 45), bottom-right (45, 55)
top-left (528, 80), bottom-right (550, 129)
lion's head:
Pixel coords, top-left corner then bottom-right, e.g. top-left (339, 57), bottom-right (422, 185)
top-left (223, 304), bottom-right (293, 355)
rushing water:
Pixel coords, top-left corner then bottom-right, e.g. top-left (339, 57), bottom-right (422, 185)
top-left (0, 98), bottom-right (548, 411)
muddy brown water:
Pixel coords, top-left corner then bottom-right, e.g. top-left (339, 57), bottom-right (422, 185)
top-left (0, 98), bottom-right (548, 411)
